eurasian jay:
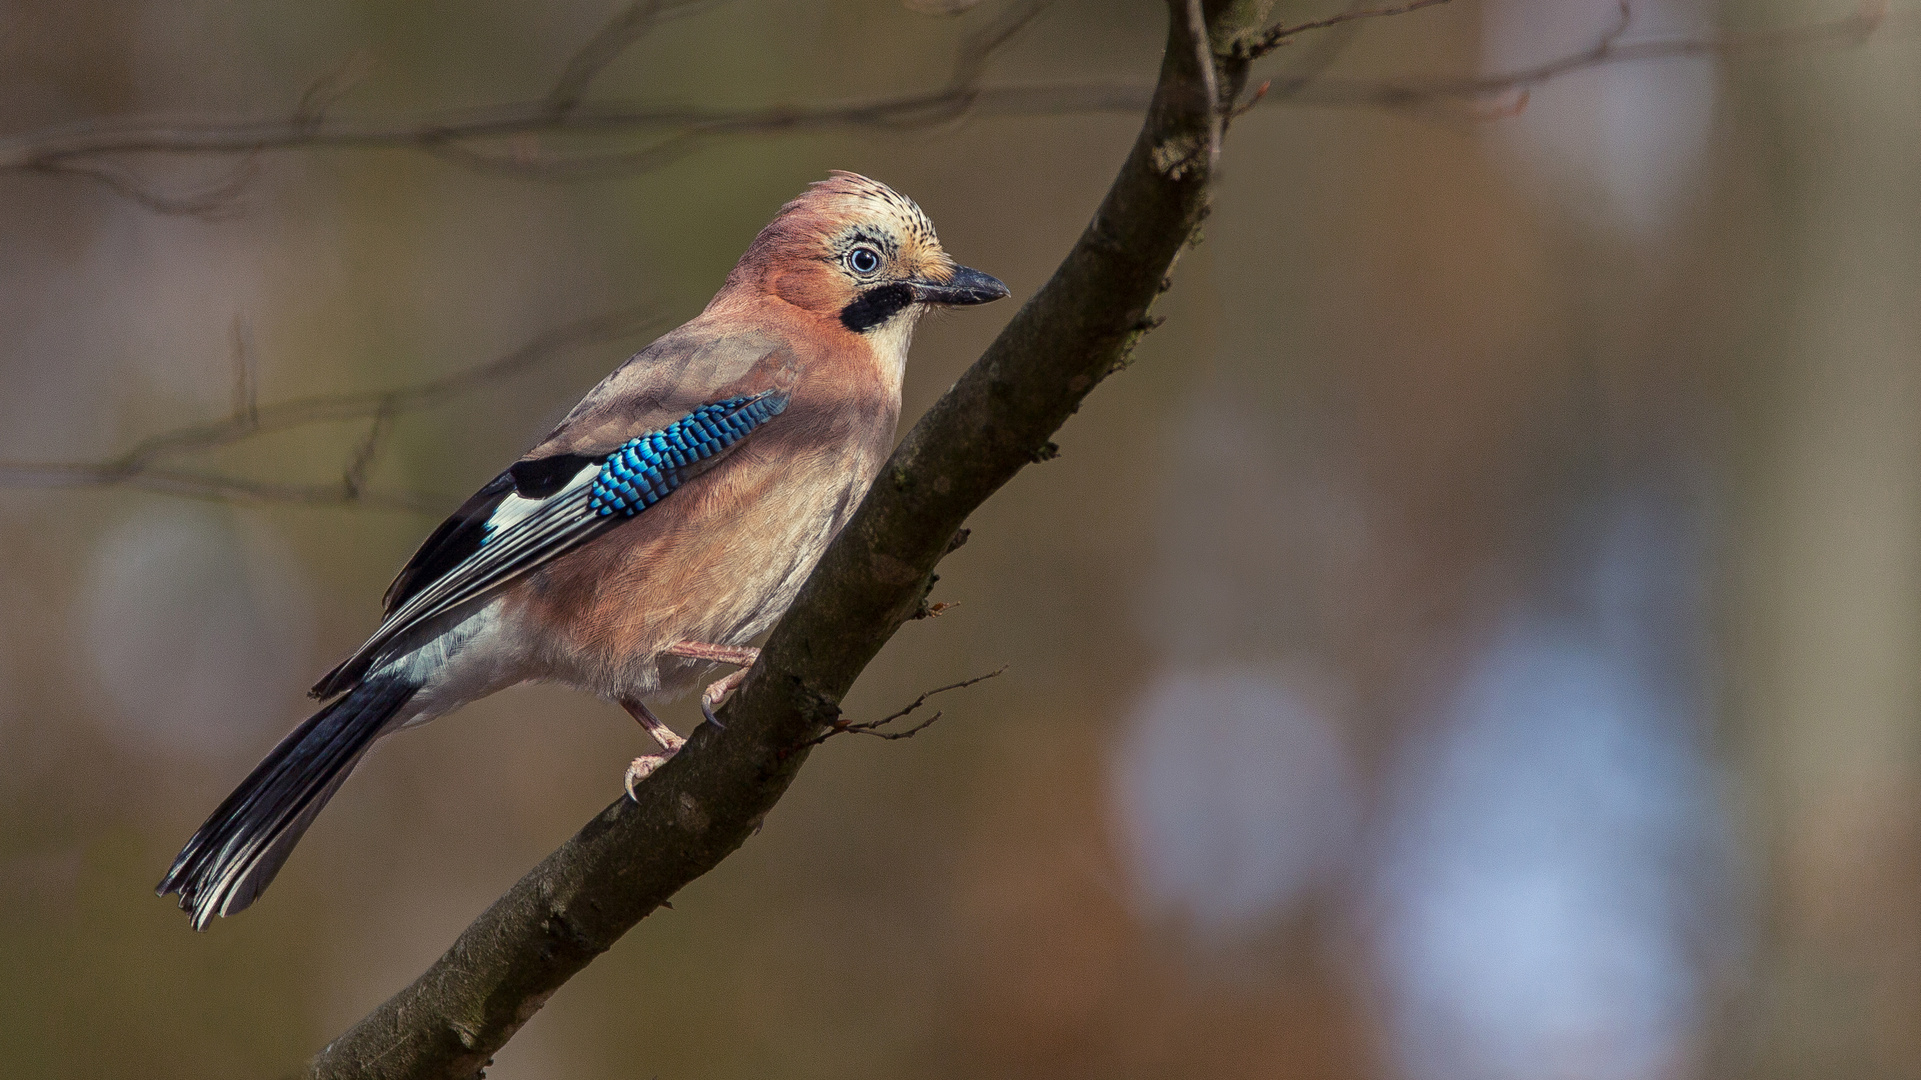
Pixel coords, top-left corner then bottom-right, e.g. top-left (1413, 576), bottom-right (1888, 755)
top-left (157, 172), bottom-right (1008, 930)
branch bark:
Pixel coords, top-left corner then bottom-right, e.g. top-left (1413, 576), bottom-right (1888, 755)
top-left (302, 1), bottom-right (1261, 1076)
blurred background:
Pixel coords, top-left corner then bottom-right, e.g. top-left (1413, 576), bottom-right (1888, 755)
top-left (1, 0), bottom-right (1916, 1077)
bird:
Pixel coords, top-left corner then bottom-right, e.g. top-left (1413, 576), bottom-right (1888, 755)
top-left (157, 171), bottom-right (1008, 930)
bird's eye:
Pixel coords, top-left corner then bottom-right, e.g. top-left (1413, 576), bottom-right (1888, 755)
top-left (847, 246), bottom-right (882, 276)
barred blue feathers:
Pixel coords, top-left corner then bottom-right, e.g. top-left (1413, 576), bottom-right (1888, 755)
top-left (589, 393), bottom-right (789, 518)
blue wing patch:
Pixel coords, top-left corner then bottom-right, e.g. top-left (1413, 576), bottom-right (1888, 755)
top-left (312, 390), bottom-right (788, 697)
top-left (588, 394), bottom-right (789, 518)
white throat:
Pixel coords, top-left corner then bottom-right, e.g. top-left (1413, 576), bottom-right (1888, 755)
top-left (864, 305), bottom-right (925, 401)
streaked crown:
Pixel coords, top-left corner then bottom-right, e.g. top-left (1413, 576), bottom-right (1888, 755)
top-left (714, 171), bottom-right (1005, 339)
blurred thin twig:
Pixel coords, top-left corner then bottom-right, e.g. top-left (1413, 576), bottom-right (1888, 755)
top-left (0, 1), bottom-right (1882, 208)
top-left (0, 305), bottom-right (658, 511)
top-left (545, 0), bottom-right (731, 118)
top-left (1295, 0), bottom-right (1888, 115)
top-left (1236, 0), bottom-right (1458, 60)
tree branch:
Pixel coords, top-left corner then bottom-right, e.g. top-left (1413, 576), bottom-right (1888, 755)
top-left (301, 1), bottom-right (1254, 1076)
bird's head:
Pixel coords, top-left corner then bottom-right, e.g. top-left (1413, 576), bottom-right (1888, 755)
top-left (721, 171), bottom-right (1008, 343)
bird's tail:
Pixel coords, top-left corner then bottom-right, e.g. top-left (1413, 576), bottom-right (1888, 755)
top-left (156, 675), bottom-right (418, 930)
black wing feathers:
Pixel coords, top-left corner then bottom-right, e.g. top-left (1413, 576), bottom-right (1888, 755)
top-left (508, 453), bottom-right (600, 497)
top-left (381, 471), bottom-right (515, 614)
top-left (380, 453), bottom-right (604, 618)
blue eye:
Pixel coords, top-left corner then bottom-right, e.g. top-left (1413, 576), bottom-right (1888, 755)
top-left (847, 246), bottom-right (881, 275)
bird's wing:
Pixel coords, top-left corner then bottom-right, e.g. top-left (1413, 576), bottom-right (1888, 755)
top-left (310, 328), bottom-right (798, 699)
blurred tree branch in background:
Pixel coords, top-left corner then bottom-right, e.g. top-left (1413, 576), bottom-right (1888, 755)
top-left (0, 306), bottom-right (658, 510)
top-left (0, 0), bottom-right (1883, 214)
top-left (542, 0), bottom-right (736, 118)
top-left (0, 0), bottom-right (1883, 519)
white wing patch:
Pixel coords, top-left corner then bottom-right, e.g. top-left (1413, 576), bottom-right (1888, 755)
top-left (481, 466), bottom-right (597, 546)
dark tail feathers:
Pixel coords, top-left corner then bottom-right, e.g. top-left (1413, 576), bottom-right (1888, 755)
top-left (157, 676), bottom-right (418, 930)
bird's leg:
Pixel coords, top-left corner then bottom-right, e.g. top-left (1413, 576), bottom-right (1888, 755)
top-left (619, 643), bottom-right (755, 799)
top-left (663, 641), bottom-right (759, 666)
top-left (622, 699), bottom-right (684, 801)
top-left (664, 641), bottom-right (759, 728)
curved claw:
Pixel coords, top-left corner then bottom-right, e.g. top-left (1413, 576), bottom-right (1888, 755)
top-left (622, 698), bottom-right (683, 800)
top-left (625, 753), bottom-right (668, 801)
top-left (699, 666), bottom-right (749, 730)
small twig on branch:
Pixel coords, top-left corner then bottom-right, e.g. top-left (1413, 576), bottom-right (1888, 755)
top-left (0, 304), bottom-right (658, 510)
top-left (1227, 79), bottom-right (1272, 123)
top-left (796, 667), bottom-right (1007, 752)
top-left (1237, 0), bottom-right (1457, 60)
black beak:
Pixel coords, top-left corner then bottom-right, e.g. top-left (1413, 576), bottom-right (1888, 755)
top-left (911, 265), bottom-right (1009, 307)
